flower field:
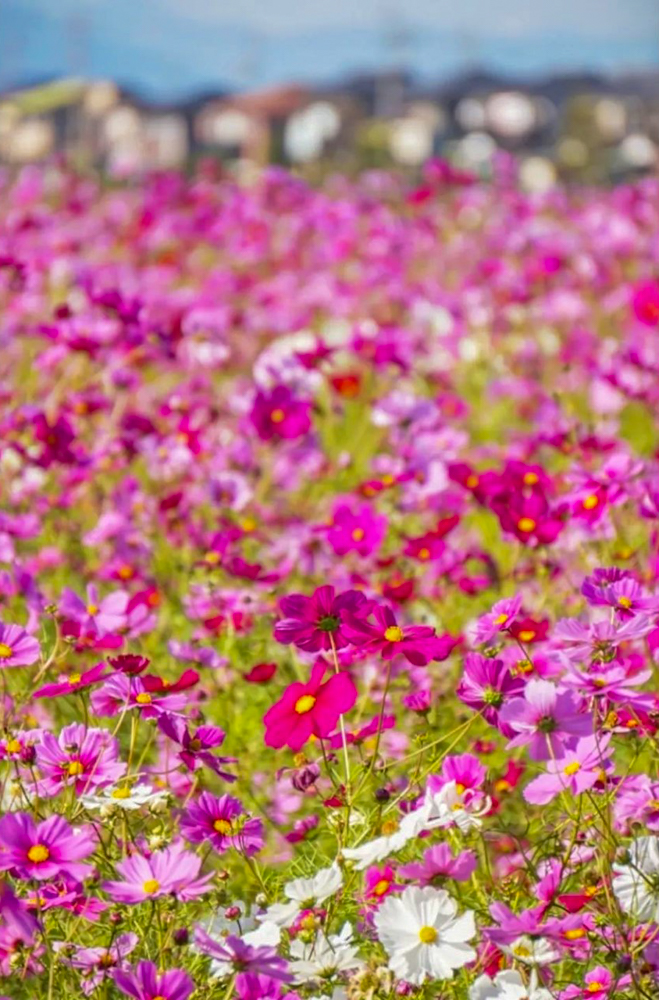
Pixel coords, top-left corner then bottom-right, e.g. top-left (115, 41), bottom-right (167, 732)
top-left (1, 160), bottom-right (659, 999)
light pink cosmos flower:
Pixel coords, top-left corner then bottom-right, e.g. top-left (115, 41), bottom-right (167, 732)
top-left (0, 812), bottom-right (96, 881)
top-left (54, 933), bottom-right (138, 996)
top-left (553, 614), bottom-right (654, 662)
top-left (524, 734), bottom-right (612, 805)
top-left (35, 722), bottom-right (126, 797)
top-left (471, 594), bottom-right (522, 645)
top-left (103, 841), bottom-right (213, 903)
top-left (59, 584), bottom-right (128, 636)
top-left (90, 672), bottom-right (188, 718)
top-left (0, 622), bottom-right (40, 667)
top-left (499, 678), bottom-right (592, 761)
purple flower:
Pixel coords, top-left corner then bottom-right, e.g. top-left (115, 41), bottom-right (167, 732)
top-left (274, 585), bottom-right (367, 652)
top-left (180, 792), bottom-right (265, 856)
top-left (499, 678), bottom-right (592, 761)
top-left (0, 812), bottom-right (96, 881)
top-left (157, 714), bottom-right (236, 780)
top-left (582, 570), bottom-right (659, 618)
top-left (194, 927), bottom-right (291, 982)
top-left (0, 621), bottom-right (40, 667)
top-left (114, 961), bottom-right (194, 1000)
top-left (484, 902), bottom-right (548, 945)
top-left (471, 595), bottom-right (522, 645)
top-left (399, 843), bottom-right (477, 885)
top-left (55, 933), bottom-right (138, 995)
top-left (35, 722), bottom-right (125, 798)
top-left (90, 672), bottom-right (188, 718)
top-left (456, 653), bottom-right (524, 726)
top-left (59, 584), bottom-right (128, 637)
top-left (524, 734), bottom-right (613, 805)
top-left (103, 842), bottom-right (213, 903)
top-left (553, 614), bottom-right (654, 662)
top-left (236, 973), bottom-right (298, 1000)
top-left (33, 661), bottom-right (107, 698)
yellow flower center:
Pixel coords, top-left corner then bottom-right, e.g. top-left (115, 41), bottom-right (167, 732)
top-left (523, 472), bottom-right (539, 485)
top-left (295, 694), bottom-right (316, 715)
top-left (618, 596), bottom-right (632, 608)
top-left (136, 692), bottom-right (152, 704)
top-left (494, 613), bottom-right (508, 625)
top-left (351, 527), bottom-right (365, 541)
top-left (466, 474), bottom-right (479, 488)
top-left (512, 943), bottom-right (531, 958)
top-left (213, 819), bottom-right (233, 834)
top-left (418, 547), bottom-right (430, 560)
top-left (241, 517), bottom-right (257, 532)
top-left (118, 565), bottom-right (134, 580)
top-left (68, 672), bottom-right (82, 685)
top-left (0, 643), bottom-right (13, 658)
top-left (67, 760), bottom-right (84, 776)
top-left (373, 879), bottom-right (390, 896)
top-left (27, 844), bottom-right (50, 863)
top-left (563, 761), bottom-right (581, 776)
top-left (564, 927), bottom-right (586, 940)
top-left (586, 983), bottom-right (603, 993)
top-left (86, 604), bottom-right (99, 615)
top-left (270, 408), bottom-right (285, 424)
top-left (5, 738), bottom-right (21, 754)
top-left (384, 625), bottom-right (404, 643)
top-left (112, 787), bottom-right (131, 800)
top-left (142, 879), bottom-right (160, 894)
top-left (204, 551), bottom-right (221, 565)
top-left (418, 925), bottom-right (437, 944)
top-left (517, 517), bottom-right (536, 532)
top-left (582, 494), bottom-right (599, 510)
top-left (517, 629), bottom-right (536, 643)
top-left (380, 819), bottom-right (399, 836)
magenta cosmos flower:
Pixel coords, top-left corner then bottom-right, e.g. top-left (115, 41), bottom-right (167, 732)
top-left (343, 603), bottom-right (442, 666)
top-left (59, 584), bottom-right (128, 636)
top-left (399, 843), bottom-right (477, 885)
top-left (274, 585), bottom-right (367, 652)
top-left (250, 385), bottom-right (311, 441)
top-left (456, 653), bottom-right (524, 727)
top-left (326, 502), bottom-right (387, 557)
top-left (180, 792), bottom-right (265, 856)
top-left (0, 621), bottom-right (40, 667)
top-left (499, 678), bottom-right (592, 761)
top-left (471, 595), bottom-right (522, 645)
top-left (114, 961), bottom-right (194, 1000)
top-left (35, 722), bottom-right (125, 798)
top-left (157, 714), bottom-right (236, 781)
top-left (0, 812), bottom-right (96, 881)
top-left (263, 659), bottom-right (357, 751)
top-left (33, 661), bottom-right (107, 698)
top-left (103, 841), bottom-right (213, 903)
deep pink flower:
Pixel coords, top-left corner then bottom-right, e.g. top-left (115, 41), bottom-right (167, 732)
top-left (0, 622), bottom-right (40, 667)
top-left (180, 792), bottom-right (264, 856)
top-left (114, 961), bottom-right (194, 1000)
top-left (263, 659), bottom-right (357, 751)
top-left (55, 933), bottom-right (138, 995)
top-left (471, 595), bottom-right (522, 645)
top-left (326, 502), bottom-right (387, 557)
top-left (0, 812), bottom-right (96, 881)
top-left (35, 722), bottom-right (125, 797)
top-left (457, 653), bottom-right (524, 726)
top-left (103, 842), bottom-right (213, 903)
top-left (90, 672), bottom-right (188, 718)
top-left (250, 386), bottom-right (311, 441)
top-left (399, 843), bottom-right (477, 885)
top-left (157, 714), bottom-right (236, 780)
top-left (193, 928), bottom-right (291, 982)
top-left (33, 661), bottom-right (107, 698)
top-left (632, 279), bottom-right (659, 326)
top-left (343, 603), bottom-right (442, 666)
top-left (274, 585), bottom-right (367, 652)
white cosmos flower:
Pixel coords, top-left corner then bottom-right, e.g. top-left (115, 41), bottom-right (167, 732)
top-left (470, 969), bottom-right (553, 1000)
top-left (260, 863), bottom-right (343, 927)
top-left (613, 835), bottom-right (659, 921)
top-left (80, 783), bottom-right (167, 813)
top-left (374, 885), bottom-right (476, 985)
top-left (342, 809), bottom-right (426, 871)
top-left (423, 780), bottom-right (491, 833)
top-left (501, 936), bottom-right (559, 967)
top-left (289, 922), bottom-right (363, 982)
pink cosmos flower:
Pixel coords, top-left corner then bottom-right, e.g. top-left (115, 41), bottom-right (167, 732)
top-left (399, 843), bottom-right (477, 885)
top-left (90, 672), bottom-right (188, 718)
top-left (553, 614), bottom-right (654, 661)
top-left (326, 502), bottom-right (387, 557)
top-left (632, 279), bottom-right (659, 326)
top-left (35, 722), bottom-right (126, 797)
top-left (157, 714), bottom-right (236, 780)
top-left (250, 386), bottom-right (311, 441)
top-left (524, 734), bottom-right (612, 805)
top-left (180, 792), bottom-right (265, 856)
top-left (560, 965), bottom-right (621, 998)
top-left (0, 622), bottom-right (40, 667)
top-left (263, 659), bottom-right (357, 751)
top-left (343, 603), bottom-right (443, 666)
top-left (54, 933), bottom-right (138, 996)
top-left (236, 973), bottom-right (299, 1000)
top-left (33, 661), bottom-right (107, 698)
top-left (59, 584), bottom-right (128, 636)
top-left (362, 864), bottom-right (402, 907)
top-left (0, 883), bottom-right (41, 976)
top-left (0, 812), bottom-right (96, 881)
top-left (113, 961), bottom-right (194, 1000)
top-left (499, 678), bottom-right (592, 761)
top-left (103, 841), bottom-right (213, 903)
top-left (274, 585), bottom-right (367, 652)
top-left (456, 653), bottom-right (524, 726)
top-left (193, 927), bottom-right (291, 982)
top-left (471, 595), bottom-right (522, 645)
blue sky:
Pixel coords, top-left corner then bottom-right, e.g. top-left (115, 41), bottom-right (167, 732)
top-left (2, 0), bottom-right (658, 97)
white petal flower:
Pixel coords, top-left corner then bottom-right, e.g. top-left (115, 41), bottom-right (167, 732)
top-left (342, 809), bottom-right (427, 871)
top-left (423, 780), bottom-right (491, 833)
top-left (613, 835), bottom-right (659, 921)
top-left (374, 885), bottom-right (476, 985)
top-left (259, 863), bottom-right (343, 927)
top-left (470, 969), bottom-right (553, 1000)
top-left (501, 936), bottom-right (560, 967)
top-left (290, 922), bottom-right (363, 982)
top-left (80, 783), bottom-right (167, 813)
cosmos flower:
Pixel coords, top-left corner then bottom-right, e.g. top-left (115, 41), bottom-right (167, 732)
top-left (180, 792), bottom-right (265, 856)
top-left (35, 722), bottom-right (126, 797)
top-left (499, 679), bottom-right (592, 761)
top-left (113, 961), bottom-right (195, 1000)
top-left (103, 842), bottom-right (213, 903)
top-left (0, 812), bottom-right (96, 882)
top-left (263, 659), bottom-right (357, 751)
top-left (0, 621), bottom-right (40, 668)
top-left (273, 585), bottom-right (367, 652)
